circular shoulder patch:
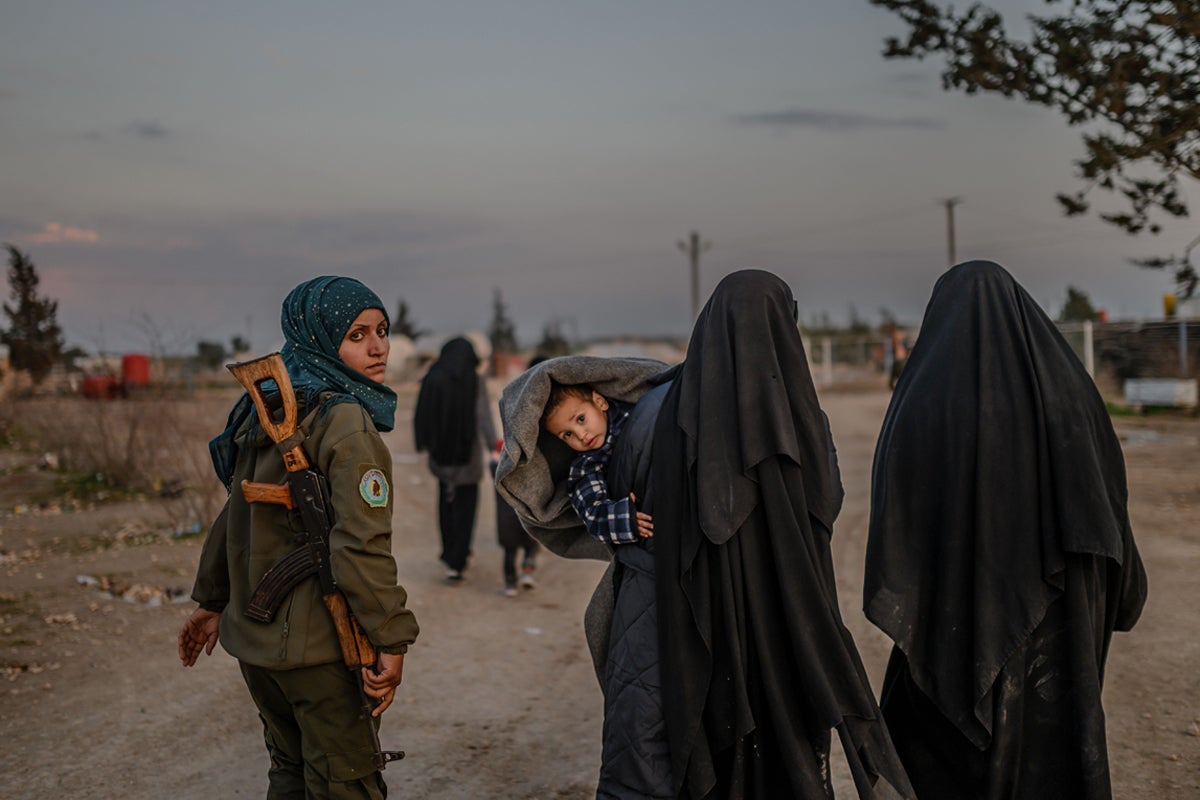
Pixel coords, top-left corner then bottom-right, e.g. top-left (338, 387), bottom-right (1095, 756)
top-left (359, 468), bottom-right (389, 508)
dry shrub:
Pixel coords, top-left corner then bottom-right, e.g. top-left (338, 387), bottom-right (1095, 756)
top-left (6, 391), bottom-right (234, 527)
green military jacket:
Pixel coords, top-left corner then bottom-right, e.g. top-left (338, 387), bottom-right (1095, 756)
top-left (193, 399), bottom-right (419, 669)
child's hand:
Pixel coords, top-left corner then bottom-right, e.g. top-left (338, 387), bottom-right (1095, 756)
top-left (630, 493), bottom-right (654, 538)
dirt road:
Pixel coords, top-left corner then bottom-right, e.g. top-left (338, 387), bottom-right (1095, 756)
top-left (1, 387), bottom-right (1196, 798)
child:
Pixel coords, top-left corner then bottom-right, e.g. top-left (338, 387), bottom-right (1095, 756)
top-left (541, 381), bottom-right (654, 544)
top-left (492, 440), bottom-right (540, 597)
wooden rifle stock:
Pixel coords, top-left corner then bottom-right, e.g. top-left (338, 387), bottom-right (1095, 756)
top-left (324, 591), bottom-right (378, 669)
top-left (241, 480), bottom-right (293, 508)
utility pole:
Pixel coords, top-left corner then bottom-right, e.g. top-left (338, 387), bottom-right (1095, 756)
top-left (942, 197), bottom-right (963, 267)
top-left (1178, 233), bottom-right (1200, 377)
top-left (677, 230), bottom-right (712, 320)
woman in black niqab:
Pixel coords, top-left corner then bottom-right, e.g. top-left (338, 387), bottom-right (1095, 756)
top-left (414, 337), bottom-right (480, 466)
top-left (865, 260), bottom-right (1147, 799)
top-left (414, 337), bottom-right (497, 577)
top-left (653, 269), bottom-right (915, 799)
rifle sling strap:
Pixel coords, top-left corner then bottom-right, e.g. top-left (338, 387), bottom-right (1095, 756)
top-left (273, 393), bottom-right (332, 460)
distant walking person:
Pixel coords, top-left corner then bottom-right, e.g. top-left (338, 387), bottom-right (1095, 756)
top-left (414, 337), bottom-right (497, 581)
top-left (493, 355), bottom-right (547, 596)
top-left (178, 275), bottom-right (419, 799)
top-left (493, 441), bottom-right (540, 596)
top-left (865, 260), bottom-right (1148, 800)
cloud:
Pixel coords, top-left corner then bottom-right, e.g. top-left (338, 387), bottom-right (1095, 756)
top-left (82, 122), bottom-right (170, 142)
top-left (733, 108), bottom-right (941, 132)
top-left (27, 222), bottom-right (100, 244)
top-left (126, 121), bottom-right (170, 139)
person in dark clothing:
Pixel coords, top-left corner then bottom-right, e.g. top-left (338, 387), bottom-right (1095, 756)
top-left (545, 380), bottom-right (664, 798)
top-left (493, 463), bottom-right (540, 596)
top-left (864, 260), bottom-right (1148, 800)
top-left (413, 337), bottom-right (497, 581)
top-left (492, 355), bottom-right (546, 596)
top-left (652, 269), bottom-right (915, 800)
top-left (494, 356), bottom-right (675, 799)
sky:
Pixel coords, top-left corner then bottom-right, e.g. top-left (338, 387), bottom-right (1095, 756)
top-left (1, 1), bottom-right (1194, 355)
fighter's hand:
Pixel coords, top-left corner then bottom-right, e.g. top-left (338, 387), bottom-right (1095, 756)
top-left (178, 608), bottom-right (221, 667)
top-left (363, 652), bottom-right (405, 717)
top-left (630, 493), bottom-right (654, 538)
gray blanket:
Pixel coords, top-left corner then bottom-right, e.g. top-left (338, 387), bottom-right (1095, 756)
top-left (494, 355), bottom-right (671, 681)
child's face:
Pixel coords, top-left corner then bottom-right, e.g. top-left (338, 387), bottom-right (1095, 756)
top-left (545, 390), bottom-right (610, 452)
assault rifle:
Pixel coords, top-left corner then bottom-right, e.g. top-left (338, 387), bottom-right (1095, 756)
top-left (228, 353), bottom-right (404, 770)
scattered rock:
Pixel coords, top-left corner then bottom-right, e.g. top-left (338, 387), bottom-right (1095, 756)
top-left (1, 662), bottom-right (60, 682)
top-left (76, 574), bottom-right (189, 606)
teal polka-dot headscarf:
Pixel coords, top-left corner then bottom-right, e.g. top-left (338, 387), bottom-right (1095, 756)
top-left (279, 275), bottom-right (397, 431)
top-left (209, 276), bottom-right (396, 488)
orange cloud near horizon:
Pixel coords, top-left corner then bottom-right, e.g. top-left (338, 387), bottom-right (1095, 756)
top-left (28, 222), bottom-right (100, 245)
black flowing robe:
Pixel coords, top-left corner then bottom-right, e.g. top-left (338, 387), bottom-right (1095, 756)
top-left (865, 260), bottom-right (1148, 800)
top-left (653, 269), bottom-right (915, 800)
top-left (413, 337), bottom-right (480, 467)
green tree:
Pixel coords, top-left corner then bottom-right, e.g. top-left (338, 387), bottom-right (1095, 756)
top-left (803, 311), bottom-right (836, 335)
top-left (2, 244), bottom-right (64, 384)
top-left (61, 345), bottom-right (88, 371)
top-left (196, 340), bottom-right (226, 369)
top-left (536, 320), bottom-right (571, 358)
top-left (1058, 285), bottom-right (1101, 322)
top-left (847, 304), bottom-right (871, 334)
top-left (392, 298), bottom-right (425, 339)
top-left (230, 335), bottom-right (250, 354)
top-left (870, 0), bottom-right (1199, 294)
top-left (488, 288), bottom-right (518, 353)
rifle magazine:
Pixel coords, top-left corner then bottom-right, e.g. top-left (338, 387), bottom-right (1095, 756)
top-left (244, 545), bottom-right (321, 623)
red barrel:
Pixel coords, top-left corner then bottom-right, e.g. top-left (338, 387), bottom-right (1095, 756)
top-left (82, 374), bottom-right (118, 399)
top-left (122, 353), bottom-right (151, 386)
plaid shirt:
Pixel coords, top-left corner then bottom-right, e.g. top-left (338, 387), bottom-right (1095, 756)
top-left (567, 402), bottom-right (637, 545)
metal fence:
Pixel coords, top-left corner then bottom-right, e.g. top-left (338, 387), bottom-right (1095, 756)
top-left (803, 318), bottom-right (1200, 397)
top-left (1058, 319), bottom-right (1200, 384)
